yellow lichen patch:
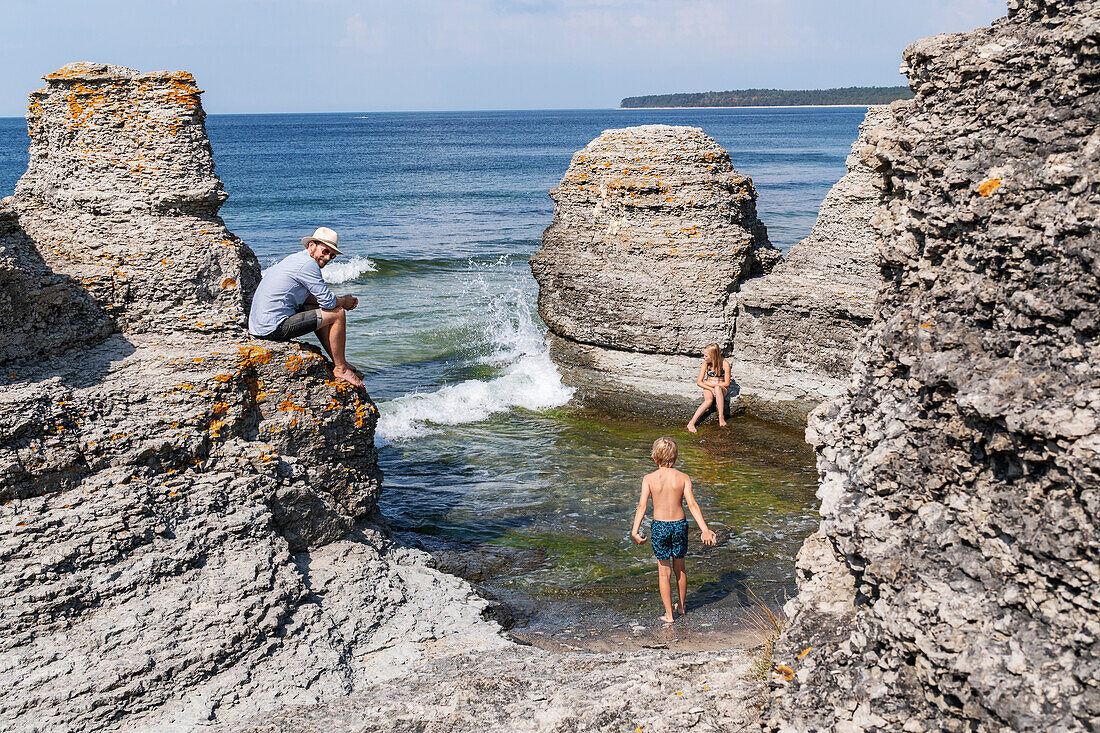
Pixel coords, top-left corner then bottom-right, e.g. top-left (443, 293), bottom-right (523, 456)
top-left (286, 352), bottom-right (305, 372)
top-left (213, 373), bottom-right (233, 383)
top-left (773, 665), bottom-right (794, 682)
top-left (353, 397), bottom-right (371, 428)
top-left (798, 647), bottom-right (812, 659)
top-left (278, 400), bottom-right (307, 413)
top-left (679, 225), bottom-right (699, 238)
top-left (221, 277), bottom-right (237, 290)
top-left (212, 402), bottom-right (229, 416)
top-left (237, 345), bottom-right (272, 368)
top-left (978, 178), bottom-right (1002, 197)
top-left (192, 357), bottom-right (203, 363)
top-left (920, 321), bottom-right (934, 328)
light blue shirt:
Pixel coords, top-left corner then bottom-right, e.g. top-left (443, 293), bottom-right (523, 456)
top-left (248, 249), bottom-right (337, 336)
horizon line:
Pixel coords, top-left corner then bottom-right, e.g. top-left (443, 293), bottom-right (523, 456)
top-left (0, 104), bottom-right (876, 120)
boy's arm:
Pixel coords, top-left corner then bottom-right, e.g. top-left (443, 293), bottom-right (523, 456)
top-left (684, 478), bottom-right (717, 545)
top-left (631, 478), bottom-right (651, 544)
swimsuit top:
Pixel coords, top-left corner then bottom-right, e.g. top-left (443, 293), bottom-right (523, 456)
top-left (705, 362), bottom-right (724, 380)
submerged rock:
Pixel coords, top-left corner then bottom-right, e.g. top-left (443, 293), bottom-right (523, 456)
top-left (767, 1), bottom-right (1100, 730)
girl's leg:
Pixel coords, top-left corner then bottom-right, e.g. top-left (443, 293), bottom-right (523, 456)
top-left (712, 386), bottom-right (727, 426)
top-left (686, 390), bottom-right (714, 433)
top-left (672, 558), bottom-right (687, 615)
top-left (657, 560), bottom-right (675, 622)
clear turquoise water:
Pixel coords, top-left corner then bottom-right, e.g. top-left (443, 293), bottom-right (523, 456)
top-left (0, 108), bottom-right (864, 628)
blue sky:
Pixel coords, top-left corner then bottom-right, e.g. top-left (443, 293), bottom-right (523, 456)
top-left (1, 0), bottom-right (1005, 116)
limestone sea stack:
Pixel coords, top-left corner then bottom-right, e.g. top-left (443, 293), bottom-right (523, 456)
top-left (0, 63), bottom-right (505, 730)
top-left (766, 1), bottom-right (1100, 730)
top-left (531, 121), bottom-right (883, 425)
top-left (532, 124), bottom-right (776, 354)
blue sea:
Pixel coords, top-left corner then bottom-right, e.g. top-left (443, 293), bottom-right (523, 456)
top-left (0, 108), bottom-right (865, 638)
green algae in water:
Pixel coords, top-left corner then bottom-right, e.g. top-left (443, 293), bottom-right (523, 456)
top-left (378, 404), bottom-right (819, 618)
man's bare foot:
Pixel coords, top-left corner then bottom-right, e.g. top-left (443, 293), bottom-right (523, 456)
top-left (674, 602), bottom-right (688, 616)
top-left (333, 365), bottom-right (364, 388)
top-left (659, 614), bottom-right (675, 623)
top-left (719, 419), bottom-right (727, 427)
top-left (686, 423), bottom-right (697, 433)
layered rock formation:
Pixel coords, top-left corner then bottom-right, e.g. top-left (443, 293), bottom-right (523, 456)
top-left (532, 124), bottom-right (775, 355)
top-left (0, 63), bottom-right (506, 731)
top-left (731, 107), bottom-right (888, 422)
top-left (531, 120), bottom-right (883, 425)
top-left (767, 2), bottom-right (1100, 730)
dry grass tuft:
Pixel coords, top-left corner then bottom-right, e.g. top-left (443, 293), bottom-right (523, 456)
top-left (743, 587), bottom-right (790, 681)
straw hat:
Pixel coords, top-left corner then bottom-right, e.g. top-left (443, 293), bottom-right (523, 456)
top-left (301, 226), bottom-right (343, 255)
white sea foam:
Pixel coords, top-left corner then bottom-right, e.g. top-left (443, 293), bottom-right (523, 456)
top-left (322, 256), bottom-right (378, 284)
top-left (261, 255), bottom-right (377, 285)
top-left (376, 272), bottom-right (574, 442)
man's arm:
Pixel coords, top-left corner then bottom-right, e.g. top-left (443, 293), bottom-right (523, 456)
top-left (684, 479), bottom-right (717, 545)
top-left (631, 479), bottom-right (651, 544)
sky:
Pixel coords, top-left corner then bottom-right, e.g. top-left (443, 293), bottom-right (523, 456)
top-left (0, 0), bottom-right (1006, 116)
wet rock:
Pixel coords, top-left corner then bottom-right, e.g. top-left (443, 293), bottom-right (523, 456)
top-left (767, 1), bottom-right (1100, 730)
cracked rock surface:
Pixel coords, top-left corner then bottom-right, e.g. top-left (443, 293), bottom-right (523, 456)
top-left (766, 2), bottom-right (1100, 730)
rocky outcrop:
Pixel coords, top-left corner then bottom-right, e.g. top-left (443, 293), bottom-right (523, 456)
top-left (730, 107), bottom-right (888, 421)
top-left (0, 63), bottom-right (506, 731)
top-left (767, 2), bottom-right (1100, 730)
top-left (531, 120), bottom-right (883, 425)
top-left (532, 124), bottom-right (776, 355)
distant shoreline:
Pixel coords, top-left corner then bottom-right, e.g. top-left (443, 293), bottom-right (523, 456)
top-left (621, 85), bottom-right (913, 109)
top-left (617, 104), bottom-right (871, 110)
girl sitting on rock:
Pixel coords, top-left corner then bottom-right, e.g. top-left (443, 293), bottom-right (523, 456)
top-left (686, 343), bottom-right (731, 433)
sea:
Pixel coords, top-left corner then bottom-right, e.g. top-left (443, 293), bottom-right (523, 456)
top-left (0, 107), bottom-right (867, 643)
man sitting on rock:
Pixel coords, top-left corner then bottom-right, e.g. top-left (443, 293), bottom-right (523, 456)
top-left (248, 226), bottom-right (363, 388)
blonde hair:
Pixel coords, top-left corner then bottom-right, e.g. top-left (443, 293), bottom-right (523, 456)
top-left (704, 343), bottom-right (722, 369)
top-left (651, 437), bottom-right (678, 467)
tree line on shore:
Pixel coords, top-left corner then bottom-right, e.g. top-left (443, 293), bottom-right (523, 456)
top-left (620, 86), bottom-right (914, 108)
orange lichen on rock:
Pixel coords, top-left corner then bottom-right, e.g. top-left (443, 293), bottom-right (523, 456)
top-left (237, 345), bottom-right (272, 368)
top-left (220, 278), bottom-right (237, 290)
top-left (278, 400), bottom-right (307, 413)
top-left (978, 178), bottom-right (1002, 197)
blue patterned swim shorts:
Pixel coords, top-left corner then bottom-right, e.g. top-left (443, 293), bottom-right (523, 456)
top-left (651, 518), bottom-right (688, 559)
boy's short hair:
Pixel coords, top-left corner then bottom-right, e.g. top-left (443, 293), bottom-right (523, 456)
top-left (651, 437), bottom-right (678, 467)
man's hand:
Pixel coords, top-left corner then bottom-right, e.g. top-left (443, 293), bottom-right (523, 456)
top-left (701, 529), bottom-right (717, 546)
top-left (341, 295), bottom-right (359, 311)
top-left (631, 530), bottom-right (646, 545)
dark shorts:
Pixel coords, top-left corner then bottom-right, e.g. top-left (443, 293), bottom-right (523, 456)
top-left (260, 308), bottom-right (323, 341)
top-left (651, 518), bottom-right (688, 560)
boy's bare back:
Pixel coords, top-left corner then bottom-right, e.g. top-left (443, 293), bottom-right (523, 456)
top-left (644, 467), bottom-right (691, 522)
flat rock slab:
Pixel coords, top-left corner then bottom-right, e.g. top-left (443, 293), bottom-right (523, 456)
top-left (238, 645), bottom-right (765, 733)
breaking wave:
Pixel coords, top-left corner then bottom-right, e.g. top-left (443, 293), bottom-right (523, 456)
top-left (376, 271), bottom-right (573, 441)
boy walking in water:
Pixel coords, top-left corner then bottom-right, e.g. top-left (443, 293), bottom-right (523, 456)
top-left (631, 437), bottom-right (717, 623)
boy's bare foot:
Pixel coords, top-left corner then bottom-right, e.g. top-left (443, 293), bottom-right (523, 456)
top-left (718, 419), bottom-right (727, 427)
top-left (674, 602), bottom-right (688, 616)
top-left (686, 423), bottom-right (697, 433)
top-left (659, 614), bottom-right (675, 623)
top-left (333, 365), bottom-right (364, 388)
